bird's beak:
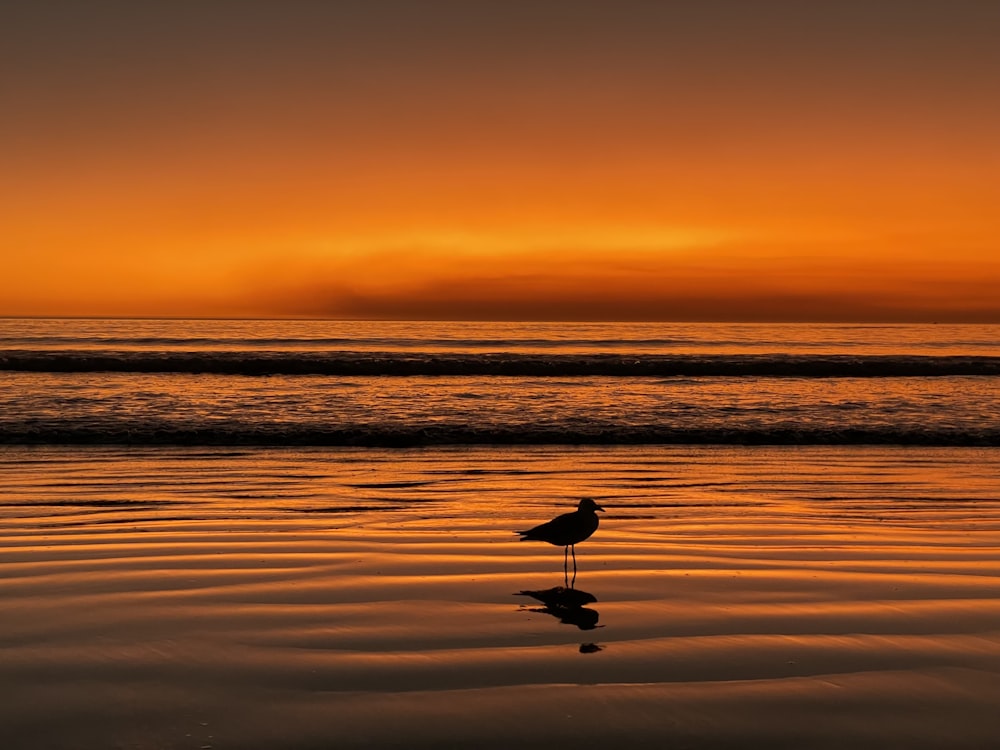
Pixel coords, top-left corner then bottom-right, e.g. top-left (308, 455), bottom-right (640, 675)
top-left (596, 503), bottom-right (606, 512)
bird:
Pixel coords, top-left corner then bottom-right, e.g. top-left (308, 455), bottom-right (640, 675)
top-left (517, 497), bottom-right (605, 584)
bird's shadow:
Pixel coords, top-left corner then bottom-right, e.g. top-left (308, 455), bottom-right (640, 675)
top-left (516, 585), bottom-right (603, 632)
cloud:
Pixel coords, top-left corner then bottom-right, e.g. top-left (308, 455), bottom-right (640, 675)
top-left (240, 237), bottom-right (1000, 322)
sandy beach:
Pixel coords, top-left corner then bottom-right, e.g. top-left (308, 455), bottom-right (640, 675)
top-left (3, 445), bottom-right (1000, 748)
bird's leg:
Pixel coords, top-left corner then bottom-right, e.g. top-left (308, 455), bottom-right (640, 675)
top-left (571, 545), bottom-right (578, 588)
top-left (563, 546), bottom-right (569, 586)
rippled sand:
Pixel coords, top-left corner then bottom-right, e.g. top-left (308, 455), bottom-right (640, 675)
top-left (3, 446), bottom-right (1000, 748)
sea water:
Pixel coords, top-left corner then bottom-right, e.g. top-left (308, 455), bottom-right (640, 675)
top-left (2, 319), bottom-right (998, 445)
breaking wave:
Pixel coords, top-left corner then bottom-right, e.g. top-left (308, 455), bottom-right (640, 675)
top-left (2, 424), bottom-right (997, 447)
top-left (3, 351), bottom-right (1000, 377)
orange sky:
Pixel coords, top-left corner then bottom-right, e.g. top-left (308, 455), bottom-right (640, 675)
top-left (2, 1), bottom-right (999, 321)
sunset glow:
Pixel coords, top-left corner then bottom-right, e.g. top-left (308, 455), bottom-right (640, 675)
top-left (3, 2), bottom-right (998, 321)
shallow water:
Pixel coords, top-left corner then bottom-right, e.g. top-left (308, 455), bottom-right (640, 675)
top-left (2, 445), bottom-right (1000, 748)
top-left (5, 371), bottom-right (998, 445)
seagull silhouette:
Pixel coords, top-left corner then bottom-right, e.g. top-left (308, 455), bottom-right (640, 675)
top-left (517, 498), bottom-right (605, 584)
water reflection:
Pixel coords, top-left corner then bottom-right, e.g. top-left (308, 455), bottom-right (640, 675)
top-left (516, 585), bottom-right (603, 645)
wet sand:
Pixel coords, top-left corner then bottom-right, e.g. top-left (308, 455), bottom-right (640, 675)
top-left (2, 445), bottom-right (1000, 748)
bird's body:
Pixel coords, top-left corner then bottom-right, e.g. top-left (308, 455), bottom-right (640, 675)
top-left (517, 498), bottom-right (604, 583)
top-left (518, 498), bottom-right (603, 547)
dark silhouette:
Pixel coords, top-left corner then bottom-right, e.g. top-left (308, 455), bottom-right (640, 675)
top-left (516, 497), bottom-right (604, 585)
top-left (517, 586), bottom-right (601, 631)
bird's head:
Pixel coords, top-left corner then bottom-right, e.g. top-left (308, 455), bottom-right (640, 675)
top-left (579, 497), bottom-right (605, 513)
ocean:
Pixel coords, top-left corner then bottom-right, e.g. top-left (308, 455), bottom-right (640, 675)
top-left (2, 318), bottom-right (999, 445)
top-left (2, 319), bottom-right (1000, 748)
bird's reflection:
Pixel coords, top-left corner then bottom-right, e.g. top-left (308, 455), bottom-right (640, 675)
top-left (516, 585), bottom-right (602, 631)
